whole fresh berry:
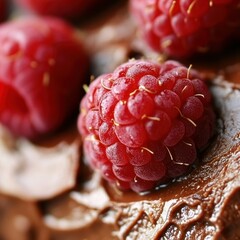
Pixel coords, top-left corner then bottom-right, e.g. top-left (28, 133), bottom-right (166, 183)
top-left (130, 0), bottom-right (240, 57)
top-left (0, 17), bottom-right (88, 139)
top-left (78, 59), bottom-right (215, 193)
top-left (15, 0), bottom-right (108, 20)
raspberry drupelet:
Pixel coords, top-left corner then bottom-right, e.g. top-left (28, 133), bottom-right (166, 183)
top-left (0, 17), bottom-right (89, 139)
top-left (78, 59), bottom-right (215, 193)
top-left (130, 0), bottom-right (240, 57)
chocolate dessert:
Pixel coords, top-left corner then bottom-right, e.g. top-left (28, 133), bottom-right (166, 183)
top-left (0, 1), bottom-right (240, 240)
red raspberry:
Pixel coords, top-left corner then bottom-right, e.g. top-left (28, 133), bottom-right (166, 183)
top-left (0, 17), bottom-right (89, 139)
top-left (130, 0), bottom-right (240, 57)
top-left (78, 59), bottom-right (215, 193)
top-left (15, 0), bottom-right (108, 20)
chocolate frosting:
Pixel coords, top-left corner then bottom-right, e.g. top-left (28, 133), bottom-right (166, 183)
top-left (0, 126), bottom-right (81, 200)
top-left (1, 1), bottom-right (240, 239)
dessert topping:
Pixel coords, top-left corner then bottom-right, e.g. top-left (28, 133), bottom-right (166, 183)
top-left (130, 0), bottom-right (240, 57)
top-left (78, 59), bottom-right (215, 193)
top-left (0, 17), bottom-right (88, 139)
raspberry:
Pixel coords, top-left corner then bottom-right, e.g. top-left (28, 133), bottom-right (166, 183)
top-left (15, 0), bottom-right (108, 20)
top-left (78, 59), bottom-right (215, 193)
top-left (130, 0), bottom-right (240, 57)
top-left (0, 17), bottom-right (89, 139)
